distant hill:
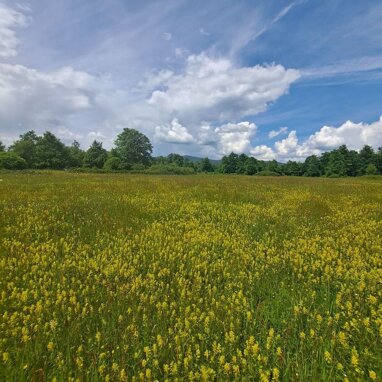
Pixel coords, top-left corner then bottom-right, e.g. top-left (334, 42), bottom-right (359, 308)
top-left (183, 155), bottom-right (221, 165)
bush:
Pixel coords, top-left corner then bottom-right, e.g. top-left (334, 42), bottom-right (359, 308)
top-left (255, 170), bottom-right (281, 176)
top-left (0, 152), bottom-right (28, 170)
top-left (103, 156), bottom-right (123, 171)
top-left (365, 163), bottom-right (378, 175)
top-left (145, 164), bottom-right (195, 175)
top-left (131, 163), bottom-right (147, 171)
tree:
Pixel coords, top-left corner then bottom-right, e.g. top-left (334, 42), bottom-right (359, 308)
top-left (284, 161), bottom-right (303, 176)
top-left (221, 153), bottom-right (239, 173)
top-left (245, 157), bottom-right (259, 175)
top-left (68, 141), bottom-right (85, 167)
top-left (359, 145), bottom-right (375, 175)
top-left (114, 128), bottom-right (153, 168)
top-left (103, 156), bottom-right (123, 171)
top-left (325, 149), bottom-right (347, 177)
top-left (84, 141), bottom-right (108, 168)
top-left (34, 132), bottom-right (70, 169)
top-left (9, 130), bottom-right (40, 168)
top-left (200, 157), bottom-right (214, 172)
top-left (166, 153), bottom-right (184, 167)
top-left (365, 163), bottom-right (378, 175)
top-left (304, 155), bottom-right (321, 177)
top-left (266, 160), bottom-right (281, 174)
top-left (0, 152), bottom-right (27, 170)
top-left (0, 141), bottom-right (5, 152)
top-left (376, 147), bottom-right (382, 174)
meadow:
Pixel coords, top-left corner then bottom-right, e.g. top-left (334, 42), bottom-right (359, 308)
top-left (0, 172), bottom-right (381, 382)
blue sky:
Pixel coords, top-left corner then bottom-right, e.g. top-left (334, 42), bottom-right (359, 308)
top-left (0, 0), bottom-right (381, 160)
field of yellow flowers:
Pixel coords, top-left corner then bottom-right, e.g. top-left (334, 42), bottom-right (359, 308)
top-left (1, 172), bottom-right (381, 381)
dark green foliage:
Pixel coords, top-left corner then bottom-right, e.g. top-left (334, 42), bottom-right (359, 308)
top-left (114, 128), bottom-right (153, 167)
top-left (68, 141), bottom-right (85, 168)
top-left (199, 157), bottom-right (214, 173)
top-left (221, 152), bottom-right (239, 173)
top-left (9, 130), bottom-right (39, 167)
top-left (266, 160), bottom-right (282, 174)
top-left (365, 163), bottom-right (378, 175)
top-left (145, 164), bottom-right (195, 175)
top-left (284, 161), bottom-right (303, 176)
top-left (2, 127), bottom-right (381, 177)
top-left (34, 132), bottom-right (70, 169)
top-left (255, 170), bottom-right (281, 176)
top-left (245, 157), bottom-right (258, 175)
top-left (103, 156), bottom-right (123, 171)
top-left (376, 147), bottom-right (382, 174)
top-left (0, 152), bottom-right (28, 170)
top-left (359, 145), bottom-right (375, 174)
top-left (84, 141), bottom-right (108, 168)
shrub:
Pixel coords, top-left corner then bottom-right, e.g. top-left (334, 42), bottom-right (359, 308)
top-left (103, 156), bottom-right (123, 171)
top-left (0, 152), bottom-right (28, 170)
top-left (365, 163), bottom-right (378, 175)
top-left (255, 170), bottom-right (281, 176)
top-left (145, 164), bottom-right (195, 175)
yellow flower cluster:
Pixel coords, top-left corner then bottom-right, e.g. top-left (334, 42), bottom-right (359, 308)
top-left (0, 172), bottom-right (381, 381)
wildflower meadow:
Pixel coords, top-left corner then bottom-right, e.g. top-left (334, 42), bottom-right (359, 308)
top-left (1, 172), bottom-right (381, 381)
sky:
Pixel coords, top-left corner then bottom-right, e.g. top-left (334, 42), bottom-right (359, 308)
top-left (0, 0), bottom-right (381, 161)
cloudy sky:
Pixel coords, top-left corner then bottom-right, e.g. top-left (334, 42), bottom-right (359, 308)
top-left (0, 0), bottom-right (381, 161)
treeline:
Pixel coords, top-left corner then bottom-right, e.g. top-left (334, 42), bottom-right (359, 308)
top-left (219, 145), bottom-right (382, 176)
top-left (0, 129), bottom-right (381, 176)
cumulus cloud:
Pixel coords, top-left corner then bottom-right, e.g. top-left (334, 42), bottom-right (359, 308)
top-left (0, 63), bottom-right (93, 126)
top-left (215, 121), bottom-right (257, 155)
top-left (147, 54), bottom-right (300, 123)
top-left (155, 118), bottom-right (194, 144)
top-left (0, 3), bottom-right (27, 58)
top-left (250, 145), bottom-right (276, 160)
top-left (0, 4), bottom-right (302, 155)
top-left (268, 126), bottom-right (288, 138)
top-left (251, 117), bottom-right (382, 162)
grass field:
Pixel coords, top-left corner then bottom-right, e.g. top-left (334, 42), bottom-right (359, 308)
top-left (1, 172), bottom-right (382, 381)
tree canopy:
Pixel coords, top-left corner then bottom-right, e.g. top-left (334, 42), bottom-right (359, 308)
top-left (114, 128), bottom-right (153, 168)
top-left (2, 128), bottom-right (382, 176)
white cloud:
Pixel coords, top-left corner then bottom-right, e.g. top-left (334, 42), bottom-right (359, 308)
top-left (250, 145), bottom-right (276, 161)
top-left (251, 117), bottom-right (382, 162)
top-left (0, 3), bottom-right (27, 58)
top-left (215, 121), bottom-right (257, 155)
top-left (0, 5), bottom-right (302, 156)
top-left (147, 54), bottom-right (300, 123)
top-left (268, 126), bottom-right (288, 138)
top-left (155, 118), bottom-right (194, 144)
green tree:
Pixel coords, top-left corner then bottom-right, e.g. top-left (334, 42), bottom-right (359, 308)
top-left (0, 152), bottom-right (27, 170)
top-left (34, 132), bottom-right (70, 169)
top-left (376, 147), bottom-right (382, 174)
top-left (221, 153), bottom-right (239, 173)
top-left (103, 156), bottom-right (123, 171)
top-left (304, 155), bottom-right (321, 177)
top-left (284, 161), bottom-right (303, 176)
top-left (266, 160), bottom-right (281, 174)
top-left (359, 145), bottom-right (375, 175)
top-left (0, 141), bottom-right (5, 152)
top-left (114, 128), bottom-right (153, 168)
top-left (245, 157), bottom-right (259, 175)
top-left (200, 157), bottom-right (214, 172)
top-left (9, 130), bottom-right (40, 168)
top-left (84, 141), bottom-right (108, 168)
top-left (325, 150), bottom-right (347, 177)
top-left (68, 141), bottom-right (85, 167)
top-left (166, 153), bottom-right (184, 167)
top-left (365, 163), bottom-right (378, 175)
